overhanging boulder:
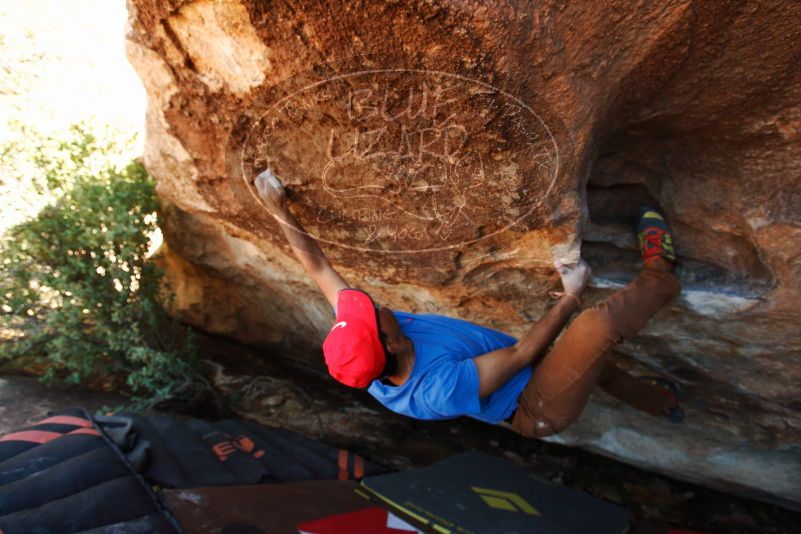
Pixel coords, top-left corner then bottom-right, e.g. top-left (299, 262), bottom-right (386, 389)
top-left (125, 0), bottom-right (801, 508)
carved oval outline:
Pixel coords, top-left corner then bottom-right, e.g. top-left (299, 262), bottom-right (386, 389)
top-left (239, 68), bottom-right (562, 255)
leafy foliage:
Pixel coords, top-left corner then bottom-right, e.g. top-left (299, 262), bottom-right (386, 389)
top-left (0, 124), bottom-right (210, 409)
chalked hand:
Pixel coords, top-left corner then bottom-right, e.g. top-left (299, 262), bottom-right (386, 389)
top-left (255, 168), bottom-right (288, 215)
top-left (554, 258), bottom-right (591, 300)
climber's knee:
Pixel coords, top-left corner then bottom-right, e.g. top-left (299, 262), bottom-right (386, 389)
top-left (512, 417), bottom-right (557, 438)
top-left (510, 407), bottom-right (565, 438)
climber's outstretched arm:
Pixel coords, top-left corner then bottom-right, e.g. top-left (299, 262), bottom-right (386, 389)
top-left (255, 170), bottom-right (348, 308)
top-left (275, 208), bottom-right (348, 309)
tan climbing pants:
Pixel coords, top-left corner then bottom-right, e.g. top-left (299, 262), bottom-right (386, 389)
top-left (510, 267), bottom-right (681, 438)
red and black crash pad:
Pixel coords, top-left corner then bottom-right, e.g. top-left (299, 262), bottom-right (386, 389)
top-left (161, 480), bottom-right (431, 534)
top-left (108, 413), bottom-right (384, 488)
top-left (362, 451), bottom-right (631, 534)
top-left (0, 409), bottom-right (178, 534)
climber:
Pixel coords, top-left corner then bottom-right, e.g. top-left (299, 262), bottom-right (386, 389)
top-left (254, 168), bottom-right (683, 438)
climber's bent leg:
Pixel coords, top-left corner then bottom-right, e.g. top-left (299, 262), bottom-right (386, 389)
top-left (510, 307), bottom-right (615, 437)
top-left (510, 267), bottom-right (680, 438)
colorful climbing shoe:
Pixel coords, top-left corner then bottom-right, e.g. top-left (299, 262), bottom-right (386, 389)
top-left (642, 376), bottom-right (685, 423)
top-left (636, 206), bottom-right (676, 265)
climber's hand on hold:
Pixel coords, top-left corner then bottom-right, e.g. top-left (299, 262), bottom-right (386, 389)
top-left (255, 168), bottom-right (288, 215)
top-left (554, 258), bottom-right (591, 298)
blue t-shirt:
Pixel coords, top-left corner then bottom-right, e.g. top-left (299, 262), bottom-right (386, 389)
top-left (367, 311), bottom-right (532, 424)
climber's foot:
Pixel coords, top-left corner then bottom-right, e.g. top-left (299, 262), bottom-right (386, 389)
top-left (636, 206), bottom-right (676, 270)
top-left (643, 376), bottom-right (684, 423)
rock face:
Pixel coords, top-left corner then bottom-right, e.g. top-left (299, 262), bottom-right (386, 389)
top-left (125, 0), bottom-right (801, 508)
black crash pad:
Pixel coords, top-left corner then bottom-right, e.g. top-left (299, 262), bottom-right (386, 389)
top-left (361, 451), bottom-right (630, 534)
top-left (111, 413), bottom-right (382, 488)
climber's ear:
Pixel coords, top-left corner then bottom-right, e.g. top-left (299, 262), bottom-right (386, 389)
top-left (376, 306), bottom-right (400, 337)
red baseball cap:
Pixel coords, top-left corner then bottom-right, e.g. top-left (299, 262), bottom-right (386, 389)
top-left (322, 289), bottom-right (386, 388)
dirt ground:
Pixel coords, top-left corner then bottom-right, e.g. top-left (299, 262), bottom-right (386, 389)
top-left (0, 374), bottom-right (125, 435)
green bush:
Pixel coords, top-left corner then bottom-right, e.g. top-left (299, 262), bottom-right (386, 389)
top-left (0, 124), bottom-right (210, 409)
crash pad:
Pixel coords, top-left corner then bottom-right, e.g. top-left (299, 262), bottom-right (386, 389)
top-left (361, 451), bottom-right (630, 534)
top-left (0, 409), bottom-right (178, 534)
top-left (111, 413), bottom-right (382, 488)
top-left (298, 506), bottom-right (422, 533)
